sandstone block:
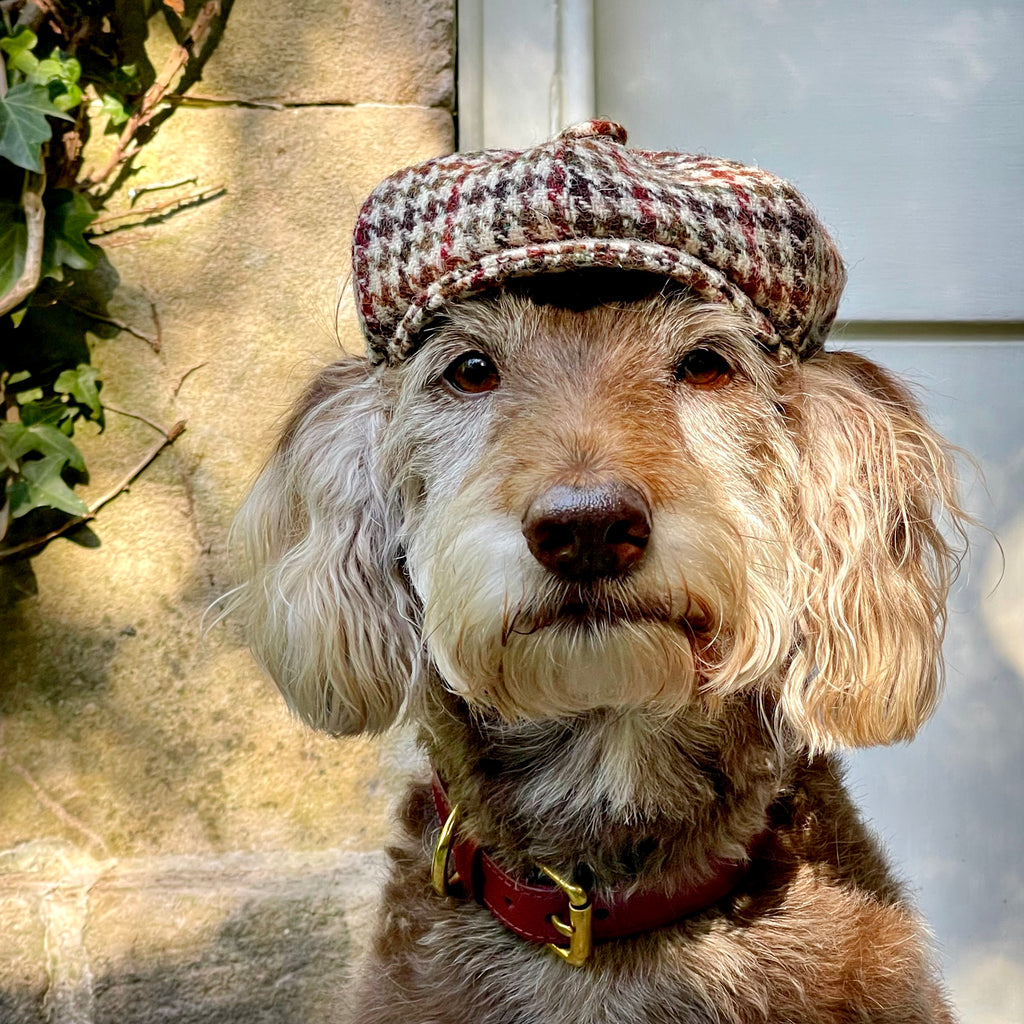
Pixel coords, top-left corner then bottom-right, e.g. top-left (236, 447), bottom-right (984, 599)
top-left (86, 850), bottom-right (385, 1024)
top-left (196, 0), bottom-right (455, 107)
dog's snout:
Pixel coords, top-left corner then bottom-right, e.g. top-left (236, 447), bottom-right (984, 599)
top-left (523, 482), bottom-right (651, 581)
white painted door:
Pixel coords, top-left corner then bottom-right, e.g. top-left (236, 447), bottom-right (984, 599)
top-left (459, 2), bottom-right (1024, 1017)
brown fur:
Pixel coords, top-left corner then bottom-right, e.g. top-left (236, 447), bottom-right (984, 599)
top-left (230, 277), bottom-right (963, 1022)
top-left (354, 764), bottom-right (953, 1024)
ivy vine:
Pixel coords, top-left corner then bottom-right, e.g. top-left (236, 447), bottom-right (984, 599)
top-left (0, 0), bottom-right (224, 564)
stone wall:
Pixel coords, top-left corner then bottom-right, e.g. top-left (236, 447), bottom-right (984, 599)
top-left (0, 3), bottom-right (454, 1020)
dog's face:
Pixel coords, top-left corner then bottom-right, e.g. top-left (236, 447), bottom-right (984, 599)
top-left (233, 279), bottom-right (962, 753)
top-left (385, 292), bottom-right (795, 720)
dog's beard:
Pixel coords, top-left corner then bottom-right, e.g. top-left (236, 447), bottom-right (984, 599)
top-left (407, 505), bottom-right (795, 720)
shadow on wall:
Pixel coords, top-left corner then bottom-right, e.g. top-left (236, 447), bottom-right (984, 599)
top-left (0, 600), bottom-right (230, 857)
top-left (91, 887), bottom-right (356, 1024)
top-left (0, 870), bottom-right (359, 1024)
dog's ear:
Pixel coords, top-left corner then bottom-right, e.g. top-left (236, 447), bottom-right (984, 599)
top-left (777, 351), bottom-right (964, 752)
top-left (229, 357), bottom-right (416, 735)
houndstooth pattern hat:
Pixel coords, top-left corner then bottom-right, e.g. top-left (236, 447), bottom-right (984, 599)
top-left (352, 120), bottom-right (846, 366)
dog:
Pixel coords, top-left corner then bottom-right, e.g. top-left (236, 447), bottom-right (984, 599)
top-left (231, 123), bottom-right (964, 1022)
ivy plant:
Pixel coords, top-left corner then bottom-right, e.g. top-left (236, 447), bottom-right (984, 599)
top-left (0, 1), bottom-right (222, 561)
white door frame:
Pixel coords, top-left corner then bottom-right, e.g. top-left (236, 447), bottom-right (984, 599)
top-left (457, 0), bottom-right (595, 151)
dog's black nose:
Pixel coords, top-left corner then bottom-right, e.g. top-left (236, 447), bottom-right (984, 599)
top-left (523, 482), bottom-right (651, 580)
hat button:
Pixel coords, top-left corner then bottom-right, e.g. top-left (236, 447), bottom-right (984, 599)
top-left (558, 120), bottom-right (628, 145)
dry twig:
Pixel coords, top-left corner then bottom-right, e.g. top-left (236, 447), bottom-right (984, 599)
top-left (65, 304), bottom-right (159, 349)
top-left (89, 185), bottom-right (225, 233)
top-left (84, 1), bottom-right (221, 188)
top-left (102, 403), bottom-right (170, 437)
top-left (0, 173), bottom-right (46, 316)
top-left (172, 361), bottom-right (207, 398)
top-left (147, 292), bottom-right (164, 352)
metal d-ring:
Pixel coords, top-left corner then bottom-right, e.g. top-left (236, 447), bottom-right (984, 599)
top-left (431, 802), bottom-right (462, 896)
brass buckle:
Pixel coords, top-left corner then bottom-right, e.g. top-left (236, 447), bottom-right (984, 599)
top-left (431, 802), bottom-right (462, 896)
top-left (539, 864), bottom-right (593, 967)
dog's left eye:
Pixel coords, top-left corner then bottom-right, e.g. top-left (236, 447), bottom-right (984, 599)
top-left (674, 348), bottom-right (734, 388)
top-left (442, 352), bottom-right (501, 395)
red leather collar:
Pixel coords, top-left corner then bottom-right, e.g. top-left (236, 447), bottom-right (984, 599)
top-left (431, 774), bottom-right (756, 949)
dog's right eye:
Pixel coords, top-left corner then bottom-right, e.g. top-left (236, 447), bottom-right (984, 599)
top-left (674, 347), bottom-right (734, 389)
top-left (442, 352), bottom-right (501, 395)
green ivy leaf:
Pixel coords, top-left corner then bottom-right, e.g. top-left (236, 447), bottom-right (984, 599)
top-left (30, 50), bottom-right (83, 113)
top-left (0, 420), bottom-right (85, 470)
top-left (0, 424), bottom-right (19, 472)
top-left (0, 29), bottom-right (39, 73)
top-left (99, 92), bottom-right (129, 127)
top-left (42, 190), bottom-right (99, 278)
top-left (1, 189), bottom-right (98, 294)
top-left (7, 453), bottom-right (88, 519)
top-left (0, 203), bottom-right (28, 294)
top-left (32, 58), bottom-right (64, 84)
top-left (52, 84), bottom-right (84, 113)
top-left (54, 363), bottom-right (102, 420)
top-left (0, 28), bottom-right (37, 57)
top-left (0, 82), bottom-right (72, 172)
top-left (20, 396), bottom-right (75, 431)
top-left (32, 50), bottom-right (82, 89)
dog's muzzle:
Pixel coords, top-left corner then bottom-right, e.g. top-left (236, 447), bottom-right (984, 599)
top-left (522, 481), bottom-right (651, 581)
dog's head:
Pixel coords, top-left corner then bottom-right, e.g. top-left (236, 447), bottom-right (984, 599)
top-left (231, 270), bottom-right (963, 754)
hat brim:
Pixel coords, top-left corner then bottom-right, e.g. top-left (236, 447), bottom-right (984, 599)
top-left (382, 238), bottom-right (782, 366)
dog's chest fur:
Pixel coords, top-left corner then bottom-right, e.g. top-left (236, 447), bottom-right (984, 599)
top-left (353, 758), bottom-right (951, 1024)
top-left (424, 690), bottom-right (785, 886)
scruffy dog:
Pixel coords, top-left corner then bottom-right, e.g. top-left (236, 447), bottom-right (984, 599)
top-left (232, 123), bottom-right (963, 1022)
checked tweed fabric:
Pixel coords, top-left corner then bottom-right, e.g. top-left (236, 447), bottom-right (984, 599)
top-left (352, 120), bottom-right (846, 366)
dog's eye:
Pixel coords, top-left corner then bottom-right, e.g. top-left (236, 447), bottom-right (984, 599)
top-left (674, 348), bottom-right (734, 388)
top-left (443, 352), bottom-right (501, 395)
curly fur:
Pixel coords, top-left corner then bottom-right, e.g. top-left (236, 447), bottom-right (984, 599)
top-left (230, 279), bottom-right (964, 1022)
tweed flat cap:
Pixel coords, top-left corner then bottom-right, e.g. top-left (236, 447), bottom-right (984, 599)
top-left (352, 120), bottom-right (846, 365)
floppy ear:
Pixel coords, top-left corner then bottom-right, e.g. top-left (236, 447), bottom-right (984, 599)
top-left (778, 350), bottom-right (965, 752)
top-left (229, 357), bottom-right (417, 735)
